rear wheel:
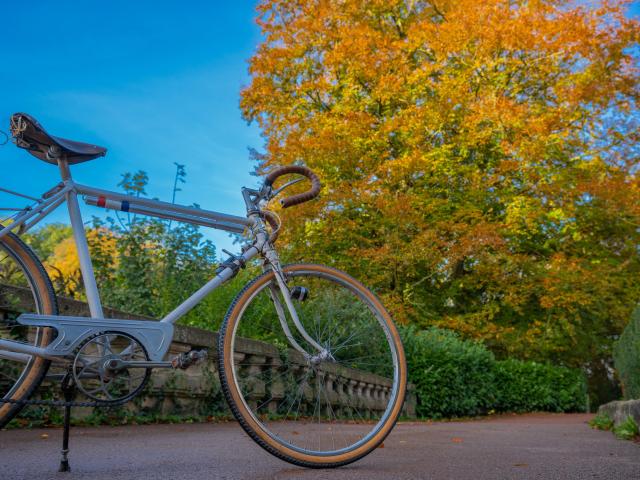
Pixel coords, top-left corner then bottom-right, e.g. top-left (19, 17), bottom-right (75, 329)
top-left (218, 264), bottom-right (407, 468)
top-left (0, 232), bottom-right (57, 428)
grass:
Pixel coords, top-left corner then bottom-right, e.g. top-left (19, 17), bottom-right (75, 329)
top-left (589, 413), bottom-right (614, 431)
top-left (589, 412), bottom-right (639, 442)
top-left (612, 416), bottom-right (640, 441)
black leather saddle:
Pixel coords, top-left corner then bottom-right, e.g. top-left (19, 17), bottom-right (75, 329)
top-left (9, 113), bottom-right (107, 165)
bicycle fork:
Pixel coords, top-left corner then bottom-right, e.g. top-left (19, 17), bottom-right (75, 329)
top-left (262, 248), bottom-right (333, 364)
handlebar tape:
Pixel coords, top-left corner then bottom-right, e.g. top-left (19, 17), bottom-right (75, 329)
top-left (264, 165), bottom-right (321, 208)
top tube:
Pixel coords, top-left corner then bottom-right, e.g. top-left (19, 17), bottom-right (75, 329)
top-left (75, 183), bottom-right (251, 228)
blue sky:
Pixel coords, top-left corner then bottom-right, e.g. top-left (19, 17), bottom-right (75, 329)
top-left (0, 1), bottom-right (262, 253)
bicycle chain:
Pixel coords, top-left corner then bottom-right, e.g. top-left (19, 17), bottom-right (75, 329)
top-left (0, 396), bottom-right (130, 408)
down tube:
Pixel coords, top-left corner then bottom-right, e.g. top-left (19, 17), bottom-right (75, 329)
top-left (161, 246), bottom-right (260, 324)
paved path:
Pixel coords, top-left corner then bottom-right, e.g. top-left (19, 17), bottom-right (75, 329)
top-left (1, 414), bottom-right (638, 479)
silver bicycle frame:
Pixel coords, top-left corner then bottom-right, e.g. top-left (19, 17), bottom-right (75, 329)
top-left (0, 158), bottom-right (324, 364)
top-left (0, 159), bottom-right (255, 321)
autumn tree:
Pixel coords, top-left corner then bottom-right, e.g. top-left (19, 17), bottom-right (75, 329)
top-left (241, 0), bottom-right (640, 378)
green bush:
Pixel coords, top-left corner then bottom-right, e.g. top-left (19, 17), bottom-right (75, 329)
top-left (400, 326), bottom-right (587, 418)
top-left (400, 326), bottom-right (496, 418)
top-left (494, 359), bottom-right (587, 412)
top-left (613, 306), bottom-right (640, 399)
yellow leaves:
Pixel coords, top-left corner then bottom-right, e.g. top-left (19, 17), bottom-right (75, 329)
top-left (44, 228), bottom-right (117, 298)
top-left (88, 228), bottom-right (118, 259)
top-left (45, 236), bottom-right (79, 286)
top-left (547, 208), bottom-right (567, 223)
top-left (505, 196), bottom-right (542, 236)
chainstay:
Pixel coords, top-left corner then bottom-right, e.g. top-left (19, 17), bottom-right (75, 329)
top-left (0, 397), bottom-right (130, 408)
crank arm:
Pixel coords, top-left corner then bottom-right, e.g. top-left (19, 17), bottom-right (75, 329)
top-left (103, 348), bottom-right (208, 370)
top-left (102, 359), bottom-right (173, 370)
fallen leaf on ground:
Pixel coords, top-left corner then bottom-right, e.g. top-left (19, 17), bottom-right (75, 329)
top-left (40, 434), bottom-right (48, 439)
top-left (451, 437), bottom-right (463, 443)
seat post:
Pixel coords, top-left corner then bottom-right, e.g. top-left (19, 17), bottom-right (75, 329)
top-left (58, 157), bottom-right (71, 181)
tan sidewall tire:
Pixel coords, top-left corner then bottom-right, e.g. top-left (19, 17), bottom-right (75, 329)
top-left (219, 263), bottom-right (407, 468)
top-left (0, 233), bottom-right (57, 427)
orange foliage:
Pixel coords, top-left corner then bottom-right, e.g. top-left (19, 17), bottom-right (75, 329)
top-left (242, 0), bottom-right (639, 365)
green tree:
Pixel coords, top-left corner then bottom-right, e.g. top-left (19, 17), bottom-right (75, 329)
top-left (24, 223), bottom-right (72, 260)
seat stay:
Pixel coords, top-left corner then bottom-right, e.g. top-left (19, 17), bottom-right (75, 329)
top-left (0, 184), bottom-right (71, 240)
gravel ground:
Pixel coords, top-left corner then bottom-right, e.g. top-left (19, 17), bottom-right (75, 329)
top-left (1, 413), bottom-right (638, 480)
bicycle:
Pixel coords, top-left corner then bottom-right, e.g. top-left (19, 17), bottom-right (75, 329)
top-left (0, 113), bottom-right (407, 469)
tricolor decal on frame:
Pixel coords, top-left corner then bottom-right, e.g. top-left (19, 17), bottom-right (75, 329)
top-left (96, 196), bottom-right (130, 212)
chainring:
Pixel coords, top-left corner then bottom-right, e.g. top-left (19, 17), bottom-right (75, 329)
top-left (72, 331), bottom-right (151, 404)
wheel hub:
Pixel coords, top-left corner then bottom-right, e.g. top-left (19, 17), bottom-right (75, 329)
top-left (308, 349), bottom-right (335, 366)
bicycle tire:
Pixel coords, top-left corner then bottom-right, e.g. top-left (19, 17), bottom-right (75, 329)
top-left (218, 263), bottom-right (407, 468)
top-left (0, 232), bottom-right (57, 428)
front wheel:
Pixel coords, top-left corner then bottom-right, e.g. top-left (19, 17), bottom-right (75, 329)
top-left (218, 264), bottom-right (407, 468)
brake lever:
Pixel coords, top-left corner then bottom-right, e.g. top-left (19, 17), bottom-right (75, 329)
top-left (270, 177), bottom-right (304, 198)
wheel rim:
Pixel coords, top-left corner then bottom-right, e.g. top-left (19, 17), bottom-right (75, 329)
top-left (227, 267), bottom-right (402, 457)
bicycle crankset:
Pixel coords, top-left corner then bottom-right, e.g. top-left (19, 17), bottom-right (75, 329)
top-left (72, 332), bottom-right (151, 403)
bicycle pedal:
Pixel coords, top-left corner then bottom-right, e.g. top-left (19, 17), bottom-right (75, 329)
top-left (171, 349), bottom-right (208, 369)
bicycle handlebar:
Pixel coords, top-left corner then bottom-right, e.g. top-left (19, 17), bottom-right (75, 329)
top-left (264, 165), bottom-right (321, 208)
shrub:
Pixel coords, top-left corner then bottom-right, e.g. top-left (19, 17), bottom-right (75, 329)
top-left (400, 326), bottom-right (587, 418)
top-left (613, 306), bottom-right (640, 399)
top-left (494, 359), bottom-right (587, 412)
top-left (400, 326), bottom-right (496, 418)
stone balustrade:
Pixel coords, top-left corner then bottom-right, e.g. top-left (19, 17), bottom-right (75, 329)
top-left (0, 284), bottom-right (416, 420)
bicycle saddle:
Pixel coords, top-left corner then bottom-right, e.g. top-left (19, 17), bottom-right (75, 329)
top-left (9, 112), bottom-right (107, 165)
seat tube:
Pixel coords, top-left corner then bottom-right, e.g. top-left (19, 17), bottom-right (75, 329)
top-left (59, 160), bottom-right (104, 318)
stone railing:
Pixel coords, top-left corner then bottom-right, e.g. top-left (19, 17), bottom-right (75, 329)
top-left (0, 285), bottom-right (416, 420)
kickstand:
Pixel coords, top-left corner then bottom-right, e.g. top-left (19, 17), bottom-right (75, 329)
top-left (58, 373), bottom-right (76, 472)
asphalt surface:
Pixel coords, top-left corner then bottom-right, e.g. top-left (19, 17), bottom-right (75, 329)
top-left (1, 413), bottom-right (638, 480)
